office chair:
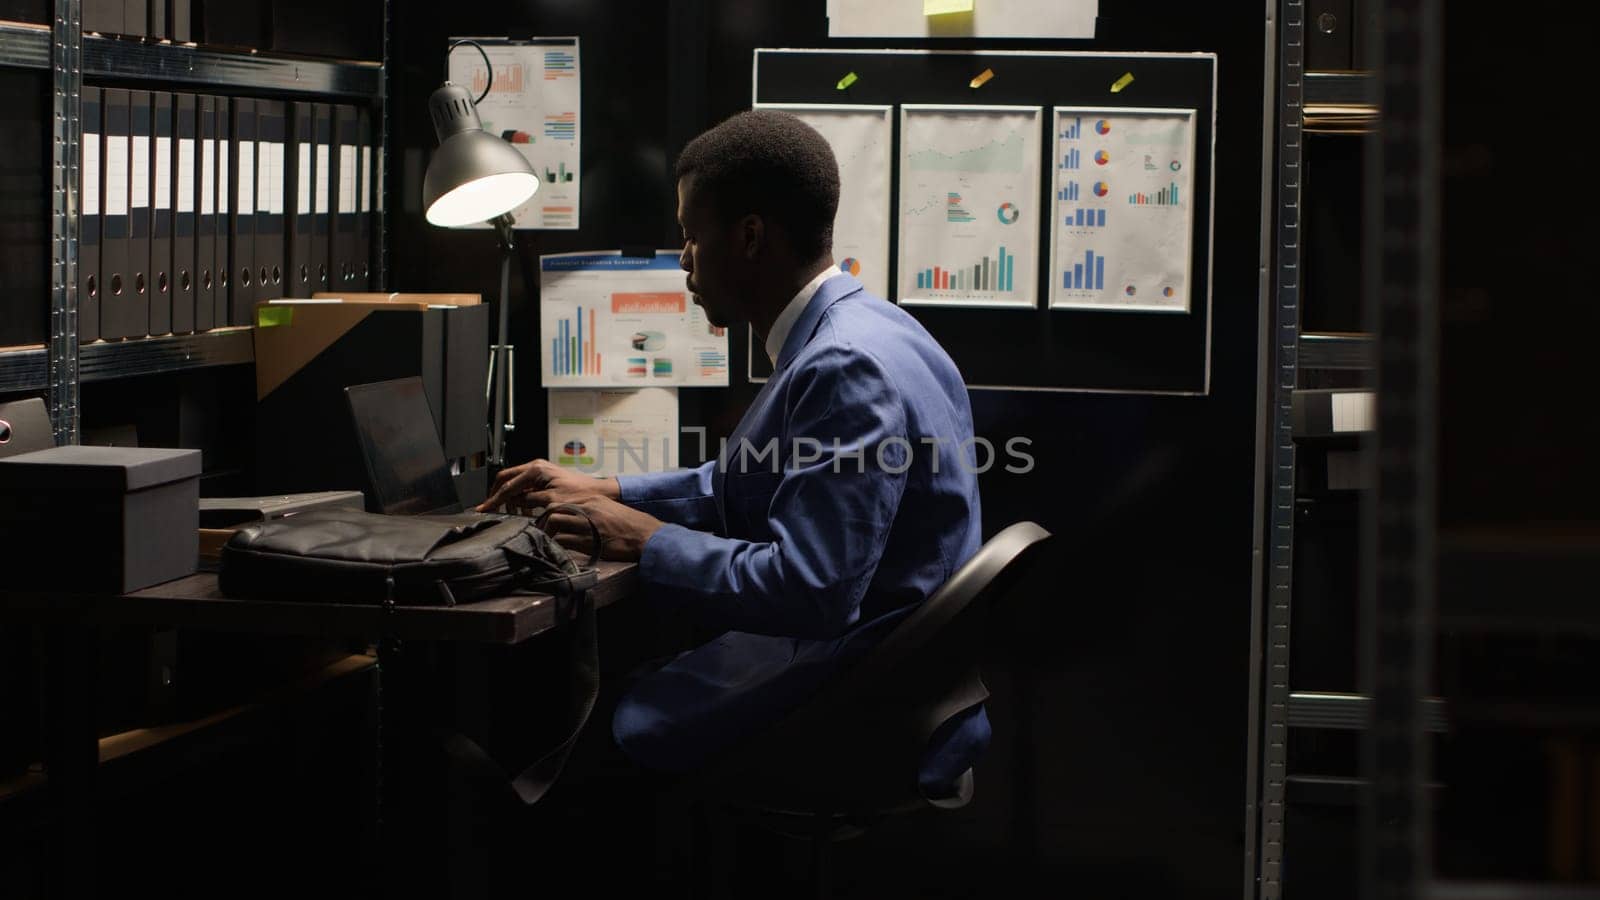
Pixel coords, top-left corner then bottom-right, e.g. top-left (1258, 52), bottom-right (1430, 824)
top-left (693, 521), bottom-right (1053, 897)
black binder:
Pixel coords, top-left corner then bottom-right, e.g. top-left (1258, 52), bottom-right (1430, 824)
top-left (353, 105), bottom-right (373, 290)
top-left (173, 92), bottom-right (196, 333)
top-left (80, 86), bottom-right (103, 344)
top-left (195, 93), bottom-right (216, 331)
top-left (287, 101), bottom-right (315, 297)
top-left (169, 0), bottom-right (190, 42)
top-left (82, 0), bottom-right (121, 34)
top-left (148, 0), bottom-right (165, 42)
top-left (312, 102), bottom-right (333, 293)
top-left (214, 97), bottom-right (231, 328)
top-left (123, 0), bottom-right (147, 38)
top-left (108, 89), bottom-right (152, 340)
top-left (101, 88), bottom-right (132, 338)
top-left (332, 104), bottom-right (358, 291)
top-left (230, 97), bottom-right (257, 326)
top-left (150, 92), bottom-right (173, 335)
top-left (255, 99), bottom-right (286, 303)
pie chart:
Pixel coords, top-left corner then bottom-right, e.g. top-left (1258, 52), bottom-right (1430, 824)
top-left (839, 257), bottom-right (862, 276)
top-left (563, 440), bottom-right (587, 457)
top-left (1095, 119), bottom-right (1111, 135)
top-left (996, 203), bottom-right (1020, 224)
top-left (1094, 150), bottom-right (1111, 166)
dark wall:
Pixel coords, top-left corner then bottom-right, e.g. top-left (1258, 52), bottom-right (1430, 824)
top-left (390, 2), bottom-right (1267, 895)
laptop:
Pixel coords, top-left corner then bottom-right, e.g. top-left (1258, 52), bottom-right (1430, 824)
top-left (344, 377), bottom-right (463, 516)
top-left (0, 399), bottom-right (56, 459)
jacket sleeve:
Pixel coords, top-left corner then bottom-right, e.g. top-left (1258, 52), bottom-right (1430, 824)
top-left (636, 343), bottom-right (909, 639)
top-left (617, 460), bottom-right (720, 532)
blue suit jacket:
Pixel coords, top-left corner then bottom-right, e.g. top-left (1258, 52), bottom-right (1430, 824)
top-left (612, 274), bottom-right (989, 795)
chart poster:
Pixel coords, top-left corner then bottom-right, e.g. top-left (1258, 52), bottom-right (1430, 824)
top-left (539, 251), bottom-right (729, 388)
top-left (547, 387), bottom-right (678, 477)
top-left (1048, 107), bottom-right (1197, 312)
top-left (897, 105), bottom-right (1042, 309)
top-left (446, 36), bottom-right (580, 230)
top-left (755, 103), bottom-right (892, 299)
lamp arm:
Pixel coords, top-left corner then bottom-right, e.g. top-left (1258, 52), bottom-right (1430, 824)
top-left (488, 213), bottom-right (517, 470)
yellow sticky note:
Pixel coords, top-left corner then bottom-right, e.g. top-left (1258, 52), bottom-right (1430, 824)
top-left (969, 68), bottom-right (995, 89)
top-left (257, 306), bottom-right (294, 328)
top-left (1110, 72), bottom-right (1135, 93)
top-left (925, 0), bottom-right (974, 14)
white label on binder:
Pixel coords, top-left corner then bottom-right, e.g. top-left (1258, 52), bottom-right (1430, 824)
top-left (360, 146), bottom-right (372, 213)
top-left (339, 145), bottom-right (357, 213)
top-left (177, 138), bottom-right (195, 213)
top-left (105, 135), bottom-right (128, 216)
top-left (130, 136), bottom-right (150, 209)
top-left (201, 139), bottom-right (215, 216)
top-left (270, 143), bottom-right (286, 215)
top-left (315, 144), bottom-right (330, 215)
top-left (83, 135), bottom-right (100, 217)
top-left (218, 140), bottom-right (230, 214)
top-left (297, 144), bottom-right (311, 216)
top-left (1331, 392), bottom-right (1376, 433)
top-left (154, 137), bottom-right (171, 211)
top-left (376, 155), bottom-right (385, 213)
top-left (237, 141), bottom-right (255, 216)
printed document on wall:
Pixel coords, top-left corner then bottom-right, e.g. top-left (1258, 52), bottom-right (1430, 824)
top-left (897, 105), bottom-right (1042, 309)
top-left (446, 36), bottom-right (580, 230)
top-left (828, 0), bottom-right (1096, 37)
top-left (540, 251), bottom-right (729, 388)
top-left (1048, 107), bottom-right (1197, 312)
top-left (755, 104), bottom-right (892, 298)
top-left (548, 388), bottom-right (678, 477)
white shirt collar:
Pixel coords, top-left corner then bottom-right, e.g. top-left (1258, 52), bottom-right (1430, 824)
top-left (765, 267), bottom-right (839, 366)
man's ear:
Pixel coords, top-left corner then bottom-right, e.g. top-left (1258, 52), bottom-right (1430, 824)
top-left (740, 214), bottom-right (765, 260)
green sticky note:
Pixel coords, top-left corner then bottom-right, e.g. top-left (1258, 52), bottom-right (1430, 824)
top-left (924, 0), bottom-right (974, 13)
top-left (1110, 72), bottom-right (1135, 93)
top-left (836, 72), bottom-right (859, 90)
top-left (256, 306), bottom-right (294, 328)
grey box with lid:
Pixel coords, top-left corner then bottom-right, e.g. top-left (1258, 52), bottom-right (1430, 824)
top-left (0, 445), bottom-right (202, 593)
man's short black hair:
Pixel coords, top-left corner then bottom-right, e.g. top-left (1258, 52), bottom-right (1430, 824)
top-left (675, 109), bottom-right (840, 261)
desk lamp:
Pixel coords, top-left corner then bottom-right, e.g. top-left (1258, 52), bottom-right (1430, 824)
top-left (422, 41), bottom-right (539, 470)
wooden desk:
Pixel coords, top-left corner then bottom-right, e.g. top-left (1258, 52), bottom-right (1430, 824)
top-left (0, 562), bottom-right (640, 896)
top-left (0, 560), bottom-right (638, 644)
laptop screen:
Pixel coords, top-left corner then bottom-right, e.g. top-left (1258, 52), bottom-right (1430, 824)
top-left (344, 377), bottom-right (463, 516)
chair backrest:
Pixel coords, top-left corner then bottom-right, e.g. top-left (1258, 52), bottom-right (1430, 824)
top-left (714, 522), bottom-right (1052, 811)
top-left (844, 521), bottom-right (1052, 690)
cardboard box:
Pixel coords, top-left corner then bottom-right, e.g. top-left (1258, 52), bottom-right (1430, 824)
top-left (0, 446), bottom-right (201, 593)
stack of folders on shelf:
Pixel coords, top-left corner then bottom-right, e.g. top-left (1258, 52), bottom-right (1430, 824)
top-left (78, 88), bottom-right (377, 343)
top-left (82, 0), bottom-right (191, 42)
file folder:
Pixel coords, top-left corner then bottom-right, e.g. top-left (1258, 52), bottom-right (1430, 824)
top-left (287, 101), bottom-right (315, 297)
top-left (123, 0), bottom-right (147, 38)
top-left (173, 92), bottom-right (196, 333)
top-left (150, 91), bottom-right (173, 335)
top-left (148, 0), bottom-right (165, 43)
top-left (169, 0), bottom-right (190, 43)
top-left (354, 105), bottom-right (373, 291)
top-left (332, 104), bottom-right (358, 291)
top-left (215, 97), bottom-right (231, 328)
top-left (82, 0), bottom-right (121, 35)
top-left (230, 97), bottom-right (257, 326)
top-left (195, 93), bottom-right (216, 331)
top-left (255, 99), bottom-right (287, 302)
top-left (80, 86), bottom-right (103, 344)
top-left (105, 89), bottom-right (152, 340)
top-left (312, 102), bottom-right (332, 293)
top-left (101, 89), bottom-right (132, 339)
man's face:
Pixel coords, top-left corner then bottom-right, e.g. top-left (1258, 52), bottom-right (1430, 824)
top-left (677, 174), bottom-right (747, 329)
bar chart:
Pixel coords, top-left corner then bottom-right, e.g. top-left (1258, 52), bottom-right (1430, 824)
top-left (1059, 117), bottom-right (1082, 141)
top-left (550, 305), bottom-right (600, 377)
top-left (1061, 250), bottom-right (1107, 292)
top-left (914, 246), bottom-right (1016, 293)
top-left (1060, 148), bottom-right (1082, 170)
top-left (1064, 208), bottom-right (1107, 229)
top-left (544, 112), bottom-right (576, 141)
top-left (1129, 182), bottom-right (1180, 206)
top-left (946, 192), bottom-right (977, 223)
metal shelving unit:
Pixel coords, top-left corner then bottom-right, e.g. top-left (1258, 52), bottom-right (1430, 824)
top-left (0, 5), bottom-right (388, 437)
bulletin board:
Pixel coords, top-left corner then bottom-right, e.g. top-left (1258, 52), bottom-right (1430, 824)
top-left (752, 48), bottom-right (1218, 394)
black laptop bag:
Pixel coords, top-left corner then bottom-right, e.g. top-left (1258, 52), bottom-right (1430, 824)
top-left (219, 506), bottom-right (598, 607)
